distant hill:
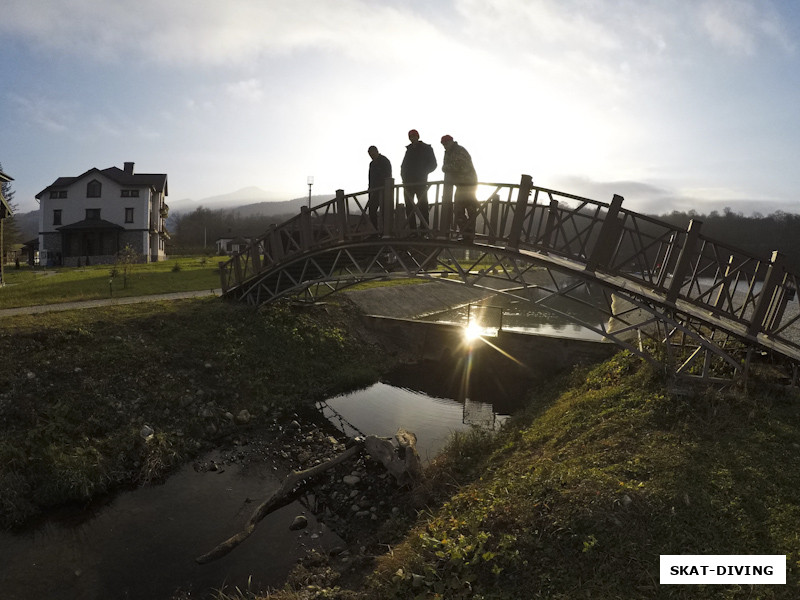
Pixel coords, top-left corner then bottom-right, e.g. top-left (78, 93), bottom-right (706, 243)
top-left (168, 186), bottom-right (334, 217)
top-left (7, 209), bottom-right (39, 243)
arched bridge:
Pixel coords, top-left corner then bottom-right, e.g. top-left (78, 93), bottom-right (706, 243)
top-left (219, 175), bottom-right (800, 386)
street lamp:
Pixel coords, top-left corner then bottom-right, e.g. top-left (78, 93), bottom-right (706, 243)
top-left (307, 176), bottom-right (314, 208)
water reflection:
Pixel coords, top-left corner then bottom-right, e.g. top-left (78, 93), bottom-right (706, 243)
top-left (319, 358), bottom-right (533, 463)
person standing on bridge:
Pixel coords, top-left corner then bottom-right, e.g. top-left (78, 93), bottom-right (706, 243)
top-left (367, 145), bottom-right (393, 233)
top-left (441, 134), bottom-right (478, 243)
top-left (400, 129), bottom-right (437, 233)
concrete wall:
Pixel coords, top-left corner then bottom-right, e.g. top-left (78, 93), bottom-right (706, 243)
top-left (362, 315), bottom-right (617, 375)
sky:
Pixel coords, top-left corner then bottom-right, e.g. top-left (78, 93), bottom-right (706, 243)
top-left (2, 0), bottom-right (800, 217)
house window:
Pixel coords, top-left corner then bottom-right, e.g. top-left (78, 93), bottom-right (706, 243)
top-left (125, 207), bottom-right (134, 223)
top-left (121, 189), bottom-right (140, 197)
top-left (53, 209), bottom-right (62, 225)
top-left (49, 190), bottom-right (67, 199)
top-left (87, 180), bottom-right (101, 198)
top-left (86, 208), bottom-right (101, 220)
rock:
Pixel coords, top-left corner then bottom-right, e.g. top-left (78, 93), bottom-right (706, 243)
top-left (289, 515), bottom-right (308, 531)
top-left (235, 409), bottom-right (251, 425)
top-left (288, 420), bottom-right (301, 431)
top-left (343, 475), bottom-right (361, 486)
top-left (140, 425), bottom-right (154, 440)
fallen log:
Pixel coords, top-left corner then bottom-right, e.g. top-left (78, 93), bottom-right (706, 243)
top-left (195, 442), bottom-right (363, 564)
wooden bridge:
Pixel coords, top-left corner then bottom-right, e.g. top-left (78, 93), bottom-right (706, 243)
top-left (219, 175), bottom-right (800, 386)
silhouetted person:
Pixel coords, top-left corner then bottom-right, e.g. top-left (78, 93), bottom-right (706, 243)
top-left (400, 129), bottom-right (437, 233)
top-left (441, 135), bottom-right (478, 242)
top-left (367, 145), bottom-right (392, 232)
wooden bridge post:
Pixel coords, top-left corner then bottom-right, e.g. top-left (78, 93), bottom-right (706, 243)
top-left (542, 198), bottom-right (559, 252)
top-left (268, 224), bottom-right (285, 262)
top-left (440, 182), bottom-right (454, 238)
top-left (585, 194), bottom-right (624, 272)
top-left (488, 194), bottom-right (501, 244)
top-left (300, 206), bottom-right (313, 250)
top-left (507, 174), bottom-right (533, 248)
top-left (382, 178), bottom-right (395, 237)
top-left (712, 255), bottom-right (736, 312)
top-left (335, 189), bottom-right (348, 241)
top-left (666, 219), bottom-right (702, 304)
top-left (232, 254), bottom-right (243, 286)
top-left (747, 251), bottom-right (790, 336)
top-left (249, 240), bottom-right (262, 272)
top-left (218, 261), bottom-right (229, 293)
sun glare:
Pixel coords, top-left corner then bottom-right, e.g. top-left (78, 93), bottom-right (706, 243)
top-left (464, 322), bottom-right (483, 342)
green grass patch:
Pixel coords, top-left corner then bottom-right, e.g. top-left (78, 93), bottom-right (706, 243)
top-left (0, 258), bottom-right (219, 309)
top-left (367, 352), bottom-right (800, 599)
top-left (0, 297), bottom-right (385, 528)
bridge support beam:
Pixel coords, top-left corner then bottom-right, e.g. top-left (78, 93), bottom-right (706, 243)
top-left (507, 174), bottom-right (533, 249)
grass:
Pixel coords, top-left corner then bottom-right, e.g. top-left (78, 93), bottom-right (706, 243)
top-left (358, 353), bottom-right (800, 599)
top-left (0, 257), bottom-right (220, 309)
top-left (0, 297), bottom-right (385, 528)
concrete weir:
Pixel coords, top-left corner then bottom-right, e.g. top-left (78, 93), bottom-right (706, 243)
top-left (345, 282), bottom-right (616, 374)
top-left (362, 314), bottom-right (616, 373)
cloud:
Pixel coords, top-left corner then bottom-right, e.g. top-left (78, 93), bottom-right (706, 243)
top-left (7, 93), bottom-right (72, 132)
top-left (698, 0), bottom-right (794, 56)
top-left (0, 0), bottom-right (444, 67)
top-left (225, 79), bottom-right (265, 103)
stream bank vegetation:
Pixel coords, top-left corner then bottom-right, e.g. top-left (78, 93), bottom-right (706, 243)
top-left (0, 297), bottom-right (385, 528)
top-left (245, 352), bottom-right (800, 600)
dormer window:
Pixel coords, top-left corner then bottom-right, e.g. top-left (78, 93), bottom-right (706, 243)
top-left (87, 180), bottom-right (101, 198)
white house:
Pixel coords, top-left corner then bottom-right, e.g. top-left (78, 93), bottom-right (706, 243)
top-left (36, 162), bottom-right (168, 266)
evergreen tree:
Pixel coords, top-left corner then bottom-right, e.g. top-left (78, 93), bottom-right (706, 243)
top-left (0, 162), bottom-right (22, 259)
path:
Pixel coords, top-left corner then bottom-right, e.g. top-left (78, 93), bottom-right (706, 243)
top-left (0, 289), bottom-right (222, 318)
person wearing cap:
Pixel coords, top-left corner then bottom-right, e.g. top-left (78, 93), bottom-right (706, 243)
top-left (400, 129), bottom-right (437, 233)
top-left (367, 145), bottom-right (392, 232)
top-left (440, 135), bottom-right (478, 242)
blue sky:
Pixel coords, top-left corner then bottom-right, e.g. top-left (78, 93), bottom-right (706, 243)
top-left (2, 0), bottom-right (800, 216)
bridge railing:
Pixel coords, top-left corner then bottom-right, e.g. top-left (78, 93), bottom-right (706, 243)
top-left (219, 175), bottom-right (800, 351)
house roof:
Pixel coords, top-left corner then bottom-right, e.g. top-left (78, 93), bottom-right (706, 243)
top-left (35, 165), bottom-right (168, 199)
top-left (57, 218), bottom-right (125, 231)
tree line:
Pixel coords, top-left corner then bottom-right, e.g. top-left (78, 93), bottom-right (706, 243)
top-left (657, 207), bottom-right (800, 272)
top-left (167, 206), bottom-right (296, 255)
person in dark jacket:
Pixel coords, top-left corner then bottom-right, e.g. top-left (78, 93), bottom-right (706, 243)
top-left (367, 146), bottom-right (392, 232)
top-left (400, 129), bottom-right (437, 232)
top-left (440, 134), bottom-right (478, 242)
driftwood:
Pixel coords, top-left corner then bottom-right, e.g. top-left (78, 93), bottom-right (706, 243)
top-left (364, 428), bottom-right (423, 485)
top-left (195, 442), bottom-right (363, 564)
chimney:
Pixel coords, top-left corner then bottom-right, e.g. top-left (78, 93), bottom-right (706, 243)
top-left (123, 162), bottom-right (134, 175)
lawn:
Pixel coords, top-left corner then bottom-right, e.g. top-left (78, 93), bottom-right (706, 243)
top-left (0, 257), bottom-right (220, 309)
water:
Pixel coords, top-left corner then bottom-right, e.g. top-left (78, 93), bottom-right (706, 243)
top-left (0, 449), bottom-right (342, 600)
top-left (319, 358), bottom-right (533, 463)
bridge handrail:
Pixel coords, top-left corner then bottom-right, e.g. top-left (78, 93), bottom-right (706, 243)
top-left (218, 176), bottom-right (800, 353)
